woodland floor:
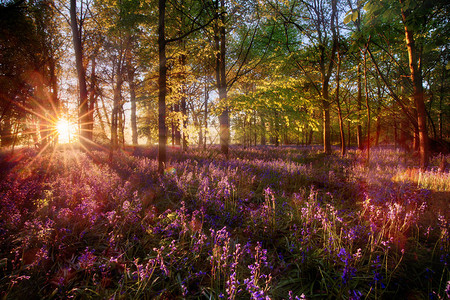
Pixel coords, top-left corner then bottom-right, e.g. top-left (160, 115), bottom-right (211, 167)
top-left (0, 145), bottom-right (449, 299)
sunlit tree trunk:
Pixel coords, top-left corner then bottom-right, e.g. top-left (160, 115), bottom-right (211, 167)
top-left (214, 0), bottom-right (229, 157)
top-left (180, 53), bottom-right (188, 151)
top-left (111, 70), bottom-right (123, 150)
top-left (87, 57), bottom-right (96, 141)
top-left (364, 48), bottom-right (370, 162)
top-left (181, 94), bottom-right (187, 151)
top-left (400, 1), bottom-right (429, 169)
top-left (70, 0), bottom-right (90, 148)
top-left (172, 103), bottom-right (180, 146)
top-left (204, 83), bottom-right (208, 149)
top-left (357, 63), bottom-right (363, 150)
top-left (260, 114), bottom-right (266, 145)
top-left (157, 0), bottom-right (167, 173)
top-left (336, 51), bottom-right (346, 156)
top-left (126, 49), bottom-right (138, 145)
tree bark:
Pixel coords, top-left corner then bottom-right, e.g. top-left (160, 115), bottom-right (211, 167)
top-left (111, 69), bottom-right (123, 150)
top-left (400, 1), bottom-right (429, 169)
top-left (336, 51), bottom-right (346, 156)
top-left (215, 0), bottom-right (229, 157)
top-left (158, 0), bottom-right (167, 173)
top-left (364, 48), bottom-right (370, 162)
top-left (204, 82), bottom-right (208, 149)
top-left (357, 63), bottom-right (363, 150)
top-left (126, 48), bottom-right (138, 145)
top-left (70, 0), bottom-right (90, 148)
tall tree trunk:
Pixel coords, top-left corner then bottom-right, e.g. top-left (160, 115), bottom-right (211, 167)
top-left (439, 65), bottom-right (445, 139)
top-left (215, 0), bottom-right (229, 157)
top-left (260, 114), bottom-right (266, 145)
top-left (180, 52), bottom-right (188, 151)
top-left (111, 71), bottom-right (123, 150)
top-left (174, 103), bottom-right (181, 145)
top-left (336, 51), bottom-right (346, 156)
top-left (49, 54), bottom-right (59, 146)
top-left (181, 95), bottom-right (187, 151)
top-left (357, 62), bottom-right (363, 150)
top-left (321, 0), bottom-right (338, 155)
top-left (204, 83), bottom-right (208, 149)
top-left (70, 0), bottom-right (89, 148)
top-left (400, 1), bottom-right (429, 169)
top-left (322, 86), bottom-right (331, 154)
top-left (158, 0), bottom-right (167, 173)
top-left (87, 57), bottom-right (96, 141)
top-left (364, 48), bottom-right (371, 162)
top-left (127, 50), bottom-right (138, 145)
top-left (274, 110), bottom-right (279, 147)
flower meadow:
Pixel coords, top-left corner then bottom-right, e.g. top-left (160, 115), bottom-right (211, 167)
top-left (0, 145), bottom-right (448, 299)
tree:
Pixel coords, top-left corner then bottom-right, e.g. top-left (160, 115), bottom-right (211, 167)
top-left (70, 0), bottom-right (90, 148)
top-left (364, 0), bottom-right (449, 168)
top-left (266, 0), bottom-right (339, 154)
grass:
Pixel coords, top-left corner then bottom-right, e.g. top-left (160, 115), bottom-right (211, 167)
top-left (0, 145), bottom-right (448, 299)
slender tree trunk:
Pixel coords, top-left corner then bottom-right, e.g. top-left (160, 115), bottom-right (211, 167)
top-left (180, 52), bottom-right (188, 151)
top-left (158, 0), bottom-right (167, 173)
top-left (49, 54), bottom-right (59, 146)
top-left (400, 1), bottom-right (429, 169)
top-left (174, 103), bottom-right (181, 145)
top-left (274, 110), bottom-right (279, 147)
top-left (198, 115), bottom-right (203, 146)
top-left (321, 0), bottom-right (338, 155)
top-left (87, 57), bottom-right (96, 141)
top-left (111, 70), bottom-right (123, 150)
top-left (127, 50), bottom-right (138, 145)
top-left (347, 120), bottom-right (351, 149)
top-left (364, 48), bottom-right (371, 162)
top-left (260, 114), bottom-right (266, 145)
top-left (322, 89), bottom-right (331, 154)
top-left (181, 95), bottom-right (187, 151)
top-left (204, 83), bottom-right (208, 149)
top-left (70, 0), bottom-right (89, 148)
top-left (215, 0), bottom-right (229, 157)
top-left (357, 63), bottom-right (363, 150)
top-left (439, 65), bottom-right (445, 139)
top-left (336, 50), bottom-right (346, 156)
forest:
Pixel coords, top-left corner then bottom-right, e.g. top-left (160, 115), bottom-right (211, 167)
top-left (0, 0), bottom-right (449, 299)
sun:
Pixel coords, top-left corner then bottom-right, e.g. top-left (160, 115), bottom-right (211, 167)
top-left (56, 118), bottom-right (77, 144)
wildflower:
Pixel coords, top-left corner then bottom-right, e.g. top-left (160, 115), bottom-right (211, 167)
top-left (77, 247), bottom-right (96, 270)
top-left (445, 280), bottom-right (450, 299)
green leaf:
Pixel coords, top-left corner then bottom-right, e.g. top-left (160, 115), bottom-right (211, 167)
top-left (344, 13), bottom-right (353, 25)
top-left (352, 10), bottom-right (359, 22)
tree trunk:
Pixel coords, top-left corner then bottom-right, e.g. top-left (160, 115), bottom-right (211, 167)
top-left (127, 51), bottom-right (138, 145)
top-left (181, 95), bottom-right (187, 151)
top-left (336, 49), bottom-right (346, 156)
top-left (364, 48), bottom-right (370, 162)
top-left (87, 57), bottom-right (96, 141)
top-left (322, 89), bottom-right (331, 154)
top-left (260, 114), bottom-right (266, 145)
top-left (70, 0), bottom-right (89, 148)
top-left (357, 62), bottom-right (363, 150)
top-left (158, 0), bottom-right (167, 173)
top-left (215, 0), bottom-right (229, 157)
top-left (400, 1), bottom-right (429, 169)
top-left (204, 83), bottom-right (208, 149)
top-left (274, 110), bottom-right (279, 147)
top-left (111, 71), bottom-right (123, 150)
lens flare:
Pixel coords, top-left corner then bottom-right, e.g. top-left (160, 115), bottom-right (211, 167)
top-left (56, 118), bottom-right (76, 144)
